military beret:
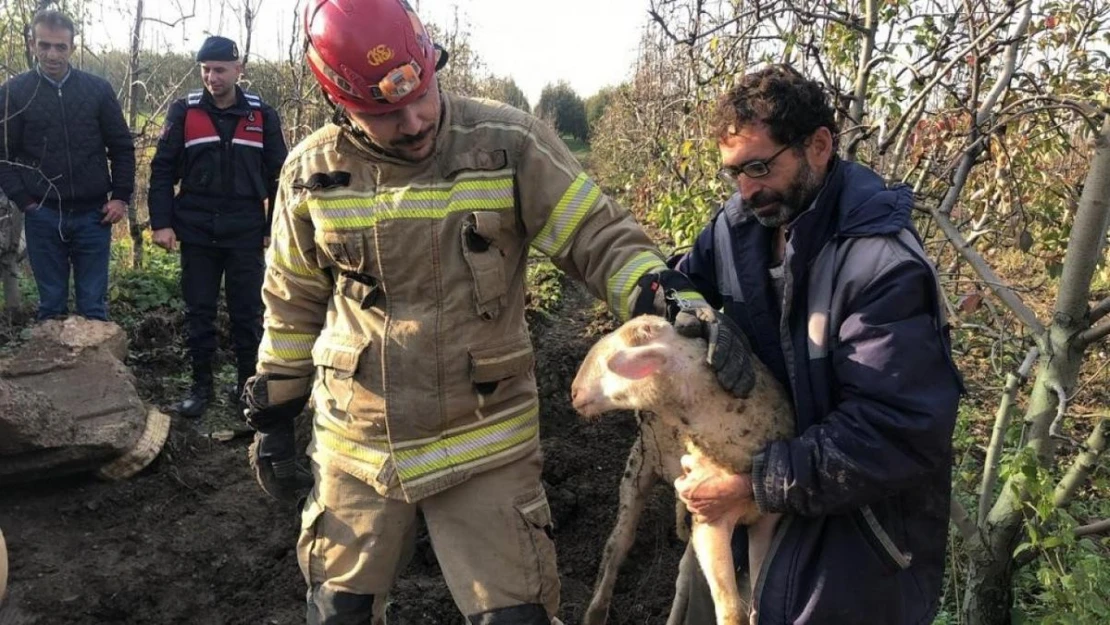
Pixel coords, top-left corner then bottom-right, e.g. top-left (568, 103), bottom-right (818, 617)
top-left (196, 36), bottom-right (239, 63)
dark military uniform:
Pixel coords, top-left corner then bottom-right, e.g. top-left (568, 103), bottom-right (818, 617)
top-left (148, 36), bottom-right (288, 415)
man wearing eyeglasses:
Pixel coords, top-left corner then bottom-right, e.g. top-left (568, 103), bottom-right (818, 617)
top-left (671, 65), bottom-right (963, 623)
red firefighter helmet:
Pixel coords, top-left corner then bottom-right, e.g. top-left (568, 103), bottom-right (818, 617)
top-left (304, 0), bottom-right (440, 114)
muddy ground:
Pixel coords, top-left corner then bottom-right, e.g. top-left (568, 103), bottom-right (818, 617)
top-left (0, 283), bottom-right (686, 625)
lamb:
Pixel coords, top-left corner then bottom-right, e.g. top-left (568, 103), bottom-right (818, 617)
top-left (571, 314), bottom-right (793, 625)
top-left (579, 411), bottom-right (690, 625)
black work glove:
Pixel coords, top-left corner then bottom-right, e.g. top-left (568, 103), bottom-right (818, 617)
top-left (249, 422), bottom-right (314, 503)
top-left (630, 268), bottom-right (705, 321)
top-left (241, 373), bottom-right (314, 502)
top-left (673, 304), bottom-right (756, 398)
top-left (241, 373), bottom-right (311, 431)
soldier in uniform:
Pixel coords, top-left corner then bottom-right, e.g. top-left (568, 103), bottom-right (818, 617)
top-left (149, 36), bottom-right (288, 418)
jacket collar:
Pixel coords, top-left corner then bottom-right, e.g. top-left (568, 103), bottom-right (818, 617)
top-left (336, 89), bottom-right (451, 170)
top-left (723, 158), bottom-right (915, 254)
top-left (36, 65), bottom-right (72, 88)
top-left (200, 85), bottom-right (251, 115)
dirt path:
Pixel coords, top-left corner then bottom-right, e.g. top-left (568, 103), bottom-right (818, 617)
top-left (0, 283), bottom-right (685, 625)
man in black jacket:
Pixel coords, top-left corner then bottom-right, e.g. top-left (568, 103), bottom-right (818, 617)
top-left (0, 9), bottom-right (135, 321)
top-left (149, 36), bottom-right (288, 418)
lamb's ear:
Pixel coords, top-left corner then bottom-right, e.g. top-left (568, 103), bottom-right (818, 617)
top-left (607, 345), bottom-right (668, 380)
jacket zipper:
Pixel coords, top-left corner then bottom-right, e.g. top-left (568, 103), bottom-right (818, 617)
top-left (860, 505), bottom-right (913, 569)
top-left (57, 85), bottom-right (76, 198)
top-left (778, 236), bottom-right (799, 401)
top-left (223, 120), bottom-right (233, 197)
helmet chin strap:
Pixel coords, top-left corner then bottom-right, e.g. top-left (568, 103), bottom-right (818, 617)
top-left (325, 83), bottom-right (445, 149)
top-left (328, 98), bottom-right (376, 151)
top-left (434, 44), bottom-right (449, 70)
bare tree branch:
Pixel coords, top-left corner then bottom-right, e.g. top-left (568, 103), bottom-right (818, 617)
top-left (935, 2), bottom-right (1032, 219)
top-left (844, 0), bottom-right (878, 162)
top-left (929, 206), bottom-right (1045, 335)
top-left (791, 8), bottom-right (863, 32)
top-left (142, 0), bottom-right (197, 29)
top-left (978, 346), bottom-right (1039, 524)
top-left (1078, 321), bottom-right (1110, 347)
top-left (878, 1), bottom-right (1024, 154)
top-left (1075, 518), bottom-right (1110, 538)
top-left (1091, 297), bottom-right (1110, 324)
top-left (1059, 116), bottom-right (1110, 330)
top-left (975, 3), bottom-right (1033, 127)
top-left (125, 0), bottom-right (146, 269)
top-left (950, 498), bottom-right (978, 541)
top-left (1053, 417), bottom-right (1107, 507)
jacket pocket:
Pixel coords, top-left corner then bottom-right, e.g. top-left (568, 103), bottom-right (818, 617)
top-left (317, 231), bottom-right (367, 273)
top-left (855, 504), bottom-right (913, 573)
top-left (469, 336), bottom-right (534, 397)
top-left (312, 332), bottom-right (371, 415)
top-left (444, 149), bottom-right (509, 178)
top-left (336, 271), bottom-right (382, 310)
top-left (296, 493), bottom-right (327, 586)
top-left (513, 487), bottom-right (558, 607)
top-left (460, 211), bottom-right (507, 321)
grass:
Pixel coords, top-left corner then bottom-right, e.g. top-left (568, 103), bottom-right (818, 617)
top-left (525, 255), bottom-right (566, 321)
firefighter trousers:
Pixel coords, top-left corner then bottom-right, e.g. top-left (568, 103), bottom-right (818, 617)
top-left (298, 447), bottom-right (561, 624)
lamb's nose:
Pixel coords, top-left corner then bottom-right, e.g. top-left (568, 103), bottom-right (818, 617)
top-left (570, 386), bottom-right (579, 403)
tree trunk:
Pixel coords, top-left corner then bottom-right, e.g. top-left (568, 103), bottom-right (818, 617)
top-left (845, 0), bottom-right (877, 162)
top-left (963, 526), bottom-right (1020, 625)
top-left (242, 0), bottom-right (257, 68)
top-left (962, 115), bottom-right (1110, 625)
top-left (126, 0), bottom-right (145, 269)
top-left (1, 208), bottom-right (21, 311)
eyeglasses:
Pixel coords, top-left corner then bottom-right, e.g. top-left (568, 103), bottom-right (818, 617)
top-left (717, 142), bottom-right (795, 185)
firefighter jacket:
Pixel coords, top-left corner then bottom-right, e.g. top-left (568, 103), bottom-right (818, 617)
top-left (258, 94), bottom-right (683, 502)
top-left (148, 87), bottom-right (288, 247)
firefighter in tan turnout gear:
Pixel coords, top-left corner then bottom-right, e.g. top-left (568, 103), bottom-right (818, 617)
top-left (239, 1), bottom-right (745, 623)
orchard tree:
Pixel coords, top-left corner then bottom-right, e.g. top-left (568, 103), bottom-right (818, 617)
top-left (537, 80), bottom-right (588, 141)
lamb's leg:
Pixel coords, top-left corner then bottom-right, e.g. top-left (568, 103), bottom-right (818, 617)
top-left (371, 594), bottom-right (388, 625)
top-left (583, 430), bottom-right (660, 625)
top-left (665, 542), bottom-right (697, 625)
top-left (690, 513), bottom-right (745, 625)
top-left (744, 512), bottom-right (781, 624)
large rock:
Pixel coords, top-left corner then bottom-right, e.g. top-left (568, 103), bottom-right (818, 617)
top-left (0, 317), bottom-right (169, 485)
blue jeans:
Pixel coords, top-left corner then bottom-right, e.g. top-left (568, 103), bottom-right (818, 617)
top-left (23, 204), bottom-right (112, 321)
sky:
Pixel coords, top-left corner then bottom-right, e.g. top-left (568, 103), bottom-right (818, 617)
top-left (83, 0), bottom-right (654, 108)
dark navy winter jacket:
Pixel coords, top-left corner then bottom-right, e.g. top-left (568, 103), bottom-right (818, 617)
top-left (148, 87), bottom-right (286, 247)
top-left (677, 158), bottom-right (962, 624)
top-left (0, 68), bottom-right (135, 211)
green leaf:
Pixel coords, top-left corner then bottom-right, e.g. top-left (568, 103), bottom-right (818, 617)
top-left (1014, 542), bottom-right (1037, 558)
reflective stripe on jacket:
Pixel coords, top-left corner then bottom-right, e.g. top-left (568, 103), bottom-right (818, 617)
top-left (259, 94), bottom-right (669, 502)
